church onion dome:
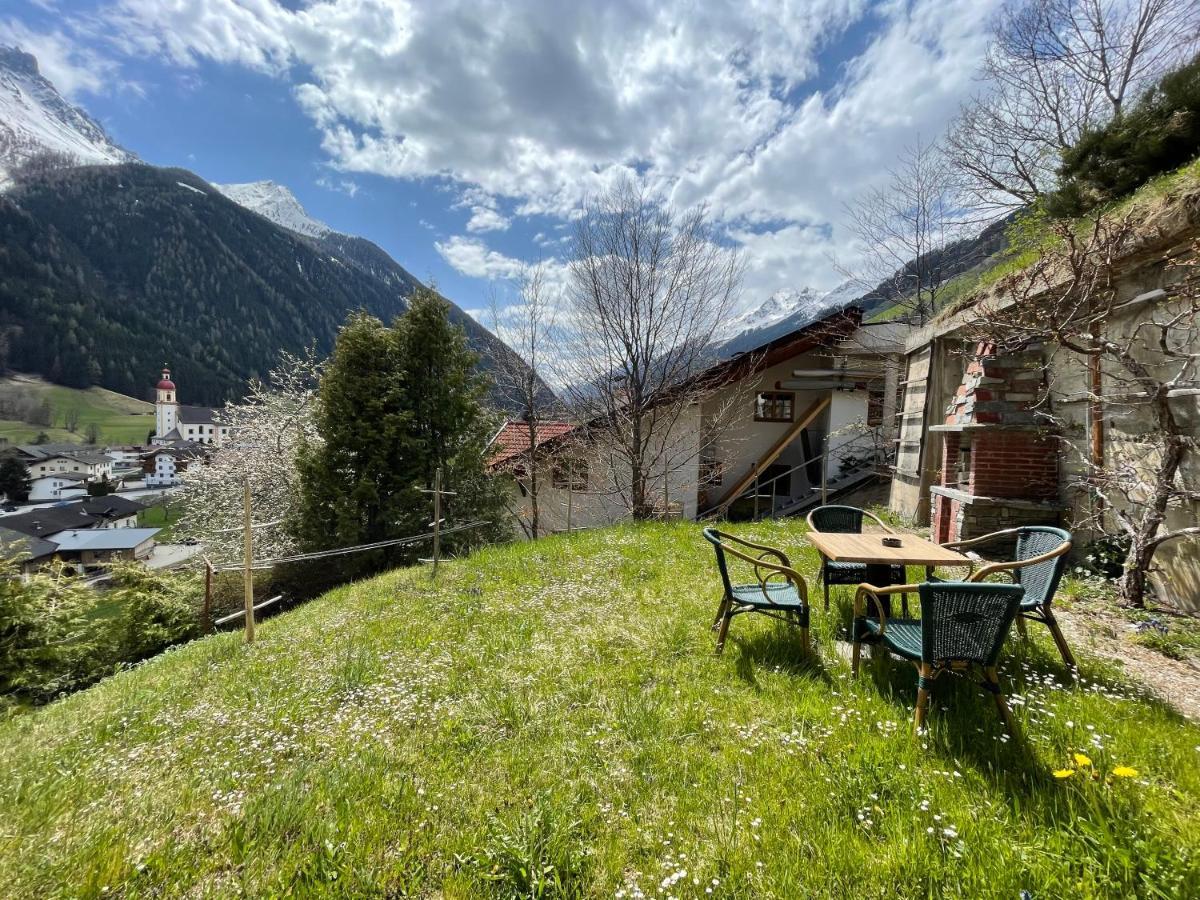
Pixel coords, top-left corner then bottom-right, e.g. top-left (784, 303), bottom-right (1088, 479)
top-left (157, 368), bottom-right (176, 391)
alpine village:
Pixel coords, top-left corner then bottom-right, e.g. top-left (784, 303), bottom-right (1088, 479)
top-left (1, 3), bottom-right (1200, 897)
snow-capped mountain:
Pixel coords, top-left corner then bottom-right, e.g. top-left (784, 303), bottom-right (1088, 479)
top-left (717, 279), bottom-right (863, 356)
top-left (0, 45), bottom-right (135, 184)
top-left (724, 287), bottom-right (829, 338)
top-left (215, 180), bottom-right (332, 238)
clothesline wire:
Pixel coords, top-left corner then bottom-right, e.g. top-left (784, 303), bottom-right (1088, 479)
top-left (208, 520), bottom-right (489, 572)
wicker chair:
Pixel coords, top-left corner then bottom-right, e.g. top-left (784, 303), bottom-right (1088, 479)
top-left (806, 505), bottom-right (906, 610)
top-left (702, 527), bottom-right (810, 656)
top-left (853, 580), bottom-right (1025, 734)
top-left (943, 526), bottom-right (1075, 669)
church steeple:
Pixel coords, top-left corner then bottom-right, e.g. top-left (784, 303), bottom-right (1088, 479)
top-left (155, 366), bottom-right (178, 439)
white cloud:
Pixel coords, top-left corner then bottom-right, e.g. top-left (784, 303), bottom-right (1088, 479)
top-left (0, 18), bottom-right (125, 97)
top-left (465, 204), bottom-right (510, 233)
top-left (42, 0), bottom-right (1003, 301)
top-left (434, 235), bottom-right (526, 280)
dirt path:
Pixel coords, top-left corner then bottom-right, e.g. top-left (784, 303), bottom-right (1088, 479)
top-left (1056, 607), bottom-right (1200, 723)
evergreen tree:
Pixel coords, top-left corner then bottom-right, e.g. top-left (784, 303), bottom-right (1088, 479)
top-left (0, 451), bottom-right (31, 501)
top-left (291, 294), bottom-right (505, 588)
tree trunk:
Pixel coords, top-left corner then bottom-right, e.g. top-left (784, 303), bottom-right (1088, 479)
top-left (1116, 378), bottom-right (1186, 608)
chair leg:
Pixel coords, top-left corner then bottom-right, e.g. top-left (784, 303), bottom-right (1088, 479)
top-left (1016, 614), bottom-right (1028, 638)
top-left (715, 609), bottom-right (733, 656)
top-left (1043, 611), bottom-right (1077, 671)
top-left (913, 663), bottom-right (932, 733)
top-left (984, 666), bottom-right (1019, 737)
top-left (823, 575), bottom-right (830, 611)
top-left (711, 594), bottom-right (731, 631)
top-left (851, 636), bottom-right (861, 675)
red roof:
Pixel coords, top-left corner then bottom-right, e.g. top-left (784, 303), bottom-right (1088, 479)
top-left (156, 367), bottom-right (175, 390)
top-left (487, 421), bottom-right (575, 468)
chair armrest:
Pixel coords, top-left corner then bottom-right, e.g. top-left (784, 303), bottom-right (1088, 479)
top-left (967, 540), bottom-right (1071, 583)
top-left (940, 528), bottom-right (1021, 551)
top-left (717, 531), bottom-right (792, 568)
top-left (719, 541), bottom-right (808, 607)
top-left (853, 582), bottom-right (920, 634)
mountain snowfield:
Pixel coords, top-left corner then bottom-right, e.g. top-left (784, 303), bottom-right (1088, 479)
top-left (215, 180), bottom-right (333, 238)
top-left (717, 279), bottom-right (862, 353)
top-left (0, 46), bottom-right (134, 184)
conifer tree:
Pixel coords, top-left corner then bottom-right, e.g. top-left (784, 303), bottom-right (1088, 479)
top-left (291, 291), bottom-right (505, 587)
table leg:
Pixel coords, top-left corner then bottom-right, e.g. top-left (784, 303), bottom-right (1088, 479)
top-left (864, 563), bottom-right (896, 617)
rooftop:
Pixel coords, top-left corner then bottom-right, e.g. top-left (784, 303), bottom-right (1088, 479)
top-left (487, 421), bottom-right (576, 468)
top-left (48, 528), bottom-right (160, 551)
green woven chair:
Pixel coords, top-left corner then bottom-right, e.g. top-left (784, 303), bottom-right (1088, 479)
top-left (806, 504), bottom-right (906, 610)
top-left (943, 526), bottom-right (1075, 669)
top-left (702, 527), bottom-right (810, 656)
top-left (852, 580), bottom-right (1025, 734)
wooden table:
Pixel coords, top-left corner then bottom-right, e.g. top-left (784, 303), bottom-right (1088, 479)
top-left (804, 532), bottom-right (974, 615)
top-left (804, 532), bottom-right (974, 570)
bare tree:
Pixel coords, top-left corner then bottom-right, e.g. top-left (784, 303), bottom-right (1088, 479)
top-left (63, 406), bottom-right (80, 434)
top-left (968, 213), bottom-right (1200, 607)
top-left (839, 139), bottom-right (961, 325)
top-left (488, 264), bottom-right (560, 539)
top-left (560, 178), bottom-right (742, 520)
top-left (946, 0), bottom-right (1199, 214)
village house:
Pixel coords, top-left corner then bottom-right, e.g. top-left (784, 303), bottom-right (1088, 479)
top-left (144, 442), bottom-right (206, 487)
top-left (17, 443), bottom-right (114, 484)
top-left (27, 472), bottom-right (89, 502)
top-left (48, 528), bottom-right (159, 568)
top-left (488, 308), bottom-right (913, 536)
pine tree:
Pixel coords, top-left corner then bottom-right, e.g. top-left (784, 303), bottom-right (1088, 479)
top-left (290, 294), bottom-right (505, 589)
top-left (0, 451), bottom-right (31, 501)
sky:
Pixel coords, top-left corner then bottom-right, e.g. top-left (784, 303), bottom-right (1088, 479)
top-left (2, 0), bottom-right (1002, 321)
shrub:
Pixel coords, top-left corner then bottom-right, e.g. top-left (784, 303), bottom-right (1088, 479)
top-left (103, 563), bottom-right (200, 663)
top-left (1048, 54), bottom-right (1200, 217)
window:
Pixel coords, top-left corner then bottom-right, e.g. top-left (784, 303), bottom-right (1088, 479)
top-left (754, 391), bottom-right (794, 422)
top-left (551, 458), bottom-right (588, 491)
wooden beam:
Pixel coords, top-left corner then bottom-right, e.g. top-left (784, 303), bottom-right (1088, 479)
top-left (708, 395), bottom-right (831, 514)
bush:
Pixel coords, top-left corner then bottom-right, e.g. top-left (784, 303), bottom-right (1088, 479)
top-left (1048, 54), bottom-right (1200, 217)
top-left (0, 558), bottom-right (201, 708)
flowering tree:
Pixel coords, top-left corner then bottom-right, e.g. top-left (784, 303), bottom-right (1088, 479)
top-left (175, 349), bottom-right (323, 564)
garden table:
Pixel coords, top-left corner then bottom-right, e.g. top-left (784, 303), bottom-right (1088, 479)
top-left (803, 531), bottom-right (974, 613)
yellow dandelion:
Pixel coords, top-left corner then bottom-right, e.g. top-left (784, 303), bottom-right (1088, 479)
top-left (1052, 769), bottom-right (1075, 779)
top-left (1073, 753), bottom-right (1092, 768)
top-left (1112, 766), bottom-right (1139, 778)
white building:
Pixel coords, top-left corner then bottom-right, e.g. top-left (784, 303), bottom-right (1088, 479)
top-left (18, 444), bottom-right (115, 486)
top-left (151, 368), bottom-right (230, 446)
top-left (489, 308), bottom-right (912, 536)
top-left (27, 472), bottom-right (89, 502)
top-left (144, 444), bottom-right (205, 487)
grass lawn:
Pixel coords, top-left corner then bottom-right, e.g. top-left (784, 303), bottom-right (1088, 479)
top-left (1, 521), bottom-right (1198, 898)
top-left (0, 376), bottom-right (154, 447)
top-left (137, 503), bottom-right (183, 541)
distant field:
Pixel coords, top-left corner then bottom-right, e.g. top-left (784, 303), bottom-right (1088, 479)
top-left (137, 502), bottom-right (182, 540)
top-left (0, 375), bottom-right (155, 447)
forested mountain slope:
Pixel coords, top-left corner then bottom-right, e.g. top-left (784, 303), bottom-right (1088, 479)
top-left (0, 164), bottom-right (539, 406)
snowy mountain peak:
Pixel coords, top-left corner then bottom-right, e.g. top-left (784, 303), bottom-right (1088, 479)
top-left (724, 286), bottom-right (828, 337)
top-left (216, 180), bottom-right (332, 238)
top-left (0, 45), bottom-right (136, 184)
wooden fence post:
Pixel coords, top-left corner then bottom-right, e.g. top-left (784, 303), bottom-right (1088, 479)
top-left (242, 477), bottom-right (255, 644)
top-left (202, 557), bottom-right (213, 635)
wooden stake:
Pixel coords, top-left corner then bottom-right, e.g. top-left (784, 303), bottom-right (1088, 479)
top-left (202, 557), bottom-right (213, 635)
top-left (566, 480), bottom-right (573, 533)
top-left (432, 466), bottom-right (441, 579)
top-left (242, 477), bottom-right (255, 643)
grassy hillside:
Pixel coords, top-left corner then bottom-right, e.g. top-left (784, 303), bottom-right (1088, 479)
top-left (0, 374), bottom-right (154, 446)
top-left (1, 521), bottom-right (1198, 897)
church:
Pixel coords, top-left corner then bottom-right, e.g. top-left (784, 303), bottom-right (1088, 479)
top-left (150, 368), bottom-right (230, 447)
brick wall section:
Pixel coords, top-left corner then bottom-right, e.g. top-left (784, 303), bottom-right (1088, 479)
top-left (944, 342), bottom-right (1048, 428)
top-left (968, 430), bottom-right (1059, 500)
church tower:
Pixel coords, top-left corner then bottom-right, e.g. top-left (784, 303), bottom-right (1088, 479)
top-left (155, 367), bottom-right (178, 439)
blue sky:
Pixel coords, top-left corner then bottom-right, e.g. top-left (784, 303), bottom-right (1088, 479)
top-left (2, 0), bottom-right (1001, 319)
